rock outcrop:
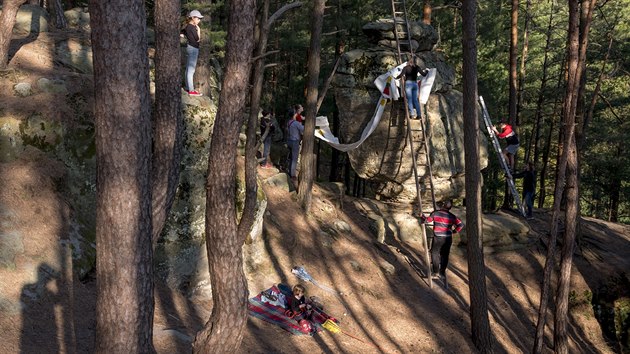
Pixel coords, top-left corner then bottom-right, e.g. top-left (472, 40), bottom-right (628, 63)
top-left (333, 19), bottom-right (488, 203)
top-left (0, 6), bottom-right (265, 310)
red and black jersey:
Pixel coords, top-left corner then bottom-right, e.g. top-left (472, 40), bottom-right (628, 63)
top-left (425, 209), bottom-right (464, 237)
top-left (497, 124), bottom-right (519, 146)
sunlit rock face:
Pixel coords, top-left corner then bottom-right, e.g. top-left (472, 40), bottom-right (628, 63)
top-left (332, 20), bottom-right (488, 203)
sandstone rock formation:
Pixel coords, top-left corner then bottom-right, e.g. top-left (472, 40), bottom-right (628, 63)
top-left (333, 19), bottom-right (489, 204)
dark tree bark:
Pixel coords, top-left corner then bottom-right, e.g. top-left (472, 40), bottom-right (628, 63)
top-left (508, 0), bottom-right (518, 126)
top-left (534, 3), bottom-right (581, 351)
top-left (555, 2), bottom-right (595, 351)
top-left (0, 0), bottom-right (27, 69)
top-left (151, 0), bottom-right (183, 243)
top-left (530, 0), bottom-right (557, 166)
top-left (192, 0), bottom-right (256, 352)
top-left (462, 1), bottom-right (493, 352)
top-left (517, 0), bottom-right (530, 131)
top-left (89, 0), bottom-right (154, 352)
top-left (579, 34), bottom-right (612, 152)
top-left (537, 69), bottom-right (564, 208)
top-left (47, 0), bottom-right (67, 29)
top-left (501, 0), bottom-right (518, 209)
top-left (297, 0), bottom-right (325, 212)
top-left (328, 2), bottom-right (345, 182)
top-left (608, 147), bottom-right (621, 221)
top-left (534, 1), bottom-right (595, 352)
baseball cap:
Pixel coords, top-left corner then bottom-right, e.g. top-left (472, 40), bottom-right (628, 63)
top-left (189, 10), bottom-right (203, 18)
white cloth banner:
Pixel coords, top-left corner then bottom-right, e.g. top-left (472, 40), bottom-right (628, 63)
top-left (374, 62), bottom-right (408, 100)
top-left (316, 63), bottom-right (436, 152)
top-left (314, 97), bottom-right (388, 152)
top-left (419, 68), bottom-right (437, 104)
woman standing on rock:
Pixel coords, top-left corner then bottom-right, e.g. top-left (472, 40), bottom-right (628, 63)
top-left (181, 10), bottom-right (203, 96)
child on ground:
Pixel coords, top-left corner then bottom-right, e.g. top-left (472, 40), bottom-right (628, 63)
top-left (289, 284), bottom-right (307, 316)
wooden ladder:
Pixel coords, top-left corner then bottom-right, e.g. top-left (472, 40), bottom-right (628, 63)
top-left (390, 0), bottom-right (437, 288)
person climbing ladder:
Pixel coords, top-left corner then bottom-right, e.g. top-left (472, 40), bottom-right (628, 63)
top-left (492, 122), bottom-right (519, 171)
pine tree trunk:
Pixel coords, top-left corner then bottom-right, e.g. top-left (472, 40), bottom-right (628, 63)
top-left (554, 131), bottom-right (579, 354)
top-left (152, 0), bottom-right (183, 242)
top-left (501, 0), bottom-right (519, 209)
top-left (579, 35), bottom-right (612, 153)
top-left (89, 0), bottom-right (154, 351)
top-left (533, 0), bottom-right (582, 350)
top-left (329, 2), bottom-right (344, 182)
top-left (536, 1), bottom-right (595, 352)
top-left (608, 166), bottom-right (621, 222)
top-left (297, 0), bottom-right (325, 212)
top-left (48, 0), bottom-right (67, 29)
top-left (462, 1), bottom-right (494, 352)
top-left (192, 0), bottom-right (256, 352)
top-left (531, 0), bottom-right (557, 166)
top-left (508, 0), bottom-right (519, 126)
top-left (0, 0), bottom-right (26, 69)
top-left (516, 0), bottom-right (530, 130)
top-left (538, 67), bottom-right (564, 208)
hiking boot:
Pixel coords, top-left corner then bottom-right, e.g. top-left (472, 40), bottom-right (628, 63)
top-left (188, 90), bottom-right (202, 96)
top-left (439, 274), bottom-right (448, 289)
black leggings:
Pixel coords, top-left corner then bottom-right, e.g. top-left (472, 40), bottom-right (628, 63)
top-left (430, 236), bottom-right (452, 276)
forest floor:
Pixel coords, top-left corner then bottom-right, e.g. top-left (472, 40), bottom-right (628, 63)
top-left (1, 29), bottom-right (629, 354)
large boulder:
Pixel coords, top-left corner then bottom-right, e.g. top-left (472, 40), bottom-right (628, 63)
top-left (55, 37), bottom-right (93, 74)
top-left (351, 198), bottom-right (532, 252)
top-left (362, 19), bottom-right (439, 52)
top-left (14, 4), bottom-right (49, 34)
top-left (333, 20), bottom-right (487, 202)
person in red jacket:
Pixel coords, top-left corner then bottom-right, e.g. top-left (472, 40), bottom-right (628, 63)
top-left (419, 200), bottom-right (464, 288)
top-left (492, 122), bottom-right (519, 171)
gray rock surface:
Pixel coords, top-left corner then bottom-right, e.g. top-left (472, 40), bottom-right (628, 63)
top-left (14, 4), bottom-right (49, 34)
top-left (351, 198), bottom-right (532, 252)
top-left (333, 20), bottom-right (487, 202)
top-left (13, 83), bottom-right (32, 97)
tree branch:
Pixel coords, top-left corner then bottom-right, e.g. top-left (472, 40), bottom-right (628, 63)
top-left (597, 93), bottom-right (623, 123)
top-left (268, 2), bottom-right (303, 26)
top-left (251, 50), bottom-right (279, 62)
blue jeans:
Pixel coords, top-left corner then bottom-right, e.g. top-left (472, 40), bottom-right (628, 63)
top-left (405, 81), bottom-right (421, 117)
top-left (286, 139), bottom-right (300, 177)
top-left (186, 45), bottom-right (199, 92)
top-left (262, 135), bottom-right (272, 162)
top-left (524, 190), bottom-right (534, 217)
